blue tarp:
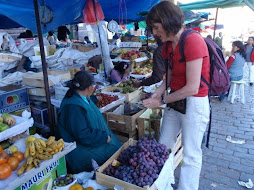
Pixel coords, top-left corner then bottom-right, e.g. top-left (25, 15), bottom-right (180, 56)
top-left (0, 0), bottom-right (159, 33)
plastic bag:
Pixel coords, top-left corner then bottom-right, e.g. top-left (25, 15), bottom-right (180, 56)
top-left (83, 0), bottom-right (104, 24)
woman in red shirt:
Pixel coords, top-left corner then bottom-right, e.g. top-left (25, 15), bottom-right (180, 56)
top-left (143, 1), bottom-right (210, 190)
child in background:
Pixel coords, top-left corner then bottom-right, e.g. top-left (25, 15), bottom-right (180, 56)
top-left (244, 37), bottom-right (254, 86)
top-left (227, 41), bottom-right (246, 81)
top-left (220, 41), bottom-right (246, 102)
top-left (110, 62), bottom-right (131, 84)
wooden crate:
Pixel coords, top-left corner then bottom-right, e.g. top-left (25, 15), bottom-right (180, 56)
top-left (96, 137), bottom-right (183, 190)
top-left (173, 133), bottom-right (183, 170)
top-left (104, 106), bottom-right (146, 133)
top-left (101, 86), bottom-right (142, 102)
top-left (113, 130), bottom-right (138, 143)
top-left (22, 70), bottom-right (71, 87)
top-left (137, 108), bottom-right (163, 141)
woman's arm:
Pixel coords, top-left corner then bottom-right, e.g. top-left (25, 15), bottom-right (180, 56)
top-left (111, 69), bottom-right (122, 83)
top-left (143, 58), bottom-right (202, 108)
top-left (163, 58), bottom-right (202, 103)
top-left (142, 68), bottom-right (170, 108)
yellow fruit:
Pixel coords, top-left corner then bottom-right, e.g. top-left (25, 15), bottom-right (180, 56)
top-left (26, 136), bottom-right (36, 144)
top-left (9, 145), bottom-right (18, 154)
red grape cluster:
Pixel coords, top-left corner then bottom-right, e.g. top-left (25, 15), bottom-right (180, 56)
top-left (103, 137), bottom-right (169, 187)
top-left (96, 94), bottom-right (119, 108)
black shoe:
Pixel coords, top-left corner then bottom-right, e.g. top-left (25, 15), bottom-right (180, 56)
top-left (250, 83), bottom-right (253, 86)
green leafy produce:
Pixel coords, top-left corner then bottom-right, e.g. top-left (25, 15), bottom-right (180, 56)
top-left (122, 86), bottom-right (136, 94)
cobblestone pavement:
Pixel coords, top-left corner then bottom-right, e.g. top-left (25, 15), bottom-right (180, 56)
top-left (174, 68), bottom-right (254, 190)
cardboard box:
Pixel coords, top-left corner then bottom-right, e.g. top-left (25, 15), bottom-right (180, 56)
top-left (54, 86), bottom-right (69, 100)
top-left (22, 70), bottom-right (71, 88)
top-left (31, 106), bottom-right (49, 128)
top-left (33, 45), bottom-right (56, 56)
top-left (96, 137), bottom-right (183, 190)
top-left (0, 85), bottom-right (30, 114)
top-left (14, 156), bottom-right (67, 190)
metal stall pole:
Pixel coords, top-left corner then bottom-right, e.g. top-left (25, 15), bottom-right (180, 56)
top-left (213, 8), bottom-right (219, 40)
top-left (92, 0), bottom-right (107, 79)
top-left (33, 0), bottom-right (55, 135)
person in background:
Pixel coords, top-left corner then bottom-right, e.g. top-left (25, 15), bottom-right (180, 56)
top-left (84, 36), bottom-right (92, 44)
top-left (25, 30), bottom-right (33, 38)
top-left (17, 29), bottom-right (33, 38)
top-left (57, 26), bottom-right (70, 42)
top-left (219, 41), bottom-right (246, 101)
top-left (110, 62), bottom-right (131, 84)
top-left (143, 1), bottom-right (210, 190)
top-left (244, 37), bottom-right (254, 86)
top-left (47, 31), bottom-right (57, 45)
top-left (214, 32), bottom-right (223, 49)
top-left (227, 41), bottom-right (246, 81)
top-left (56, 71), bottom-right (122, 173)
top-left (134, 37), bottom-right (165, 87)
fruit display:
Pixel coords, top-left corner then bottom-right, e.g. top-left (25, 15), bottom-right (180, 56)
top-left (117, 80), bottom-right (137, 94)
top-left (54, 174), bottom-right (74, 187)
top-left (132, 66), bottom-right (152, 75)
top-left (0, 113), bottom-right (16, 133)
top-left (17, 136), bottom-right (65, 176)
top-left (121, 50), bottom-right (142, 60)
top-left (70, 183), bottom-right (84, 190)
top-left (1, 113), bottom-right (16, 126)
top-left (96, 94), bottom-right (119, 108)
top-left (103, 137), bottom-right (169, 187)
top-left (0, 145), bottom-right (24, 180)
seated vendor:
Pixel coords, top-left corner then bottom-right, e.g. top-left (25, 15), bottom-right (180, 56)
top-left (110, 62), bottom-right (131, 84)
top-left (56, 71), bottom-right (122, 173)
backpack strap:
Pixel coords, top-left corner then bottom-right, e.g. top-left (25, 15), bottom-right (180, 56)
top-left (165, 41), bottom-right (170, 95)
top-left (179, 29), bottom-right (197, 62)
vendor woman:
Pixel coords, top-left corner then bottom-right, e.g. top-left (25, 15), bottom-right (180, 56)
top-left (110, 62), bottom-right (131, 84)
top-left (56, 71), bottom-right (122, 173)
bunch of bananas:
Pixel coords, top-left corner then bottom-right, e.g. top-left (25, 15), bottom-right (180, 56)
top-left (17, 136), bottom-right (65, 176)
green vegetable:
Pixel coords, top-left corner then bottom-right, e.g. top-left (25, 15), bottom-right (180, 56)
top-left (0, 141), bottom-right (11, 149)
top-left (1, 113), bottom-right (10, 120)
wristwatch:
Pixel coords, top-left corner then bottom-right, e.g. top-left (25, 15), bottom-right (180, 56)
top-left (161, 94), bottom-right (166, 105)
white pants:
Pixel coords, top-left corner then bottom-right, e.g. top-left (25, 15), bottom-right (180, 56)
top-left (247, 62), bottom-right (254, 83)
top-left (159, 96), bottom-right (210, 190)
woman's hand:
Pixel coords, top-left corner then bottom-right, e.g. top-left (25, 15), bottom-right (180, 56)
top-left (107, 136), bottom-right (111, 143)
top-left (151, 91), bottom-right (163, 99)
top-left (143, 97), bottom-right (162, 108)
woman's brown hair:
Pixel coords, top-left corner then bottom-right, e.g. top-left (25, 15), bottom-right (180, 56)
top-left (146, 1), bottom-right (184, 35)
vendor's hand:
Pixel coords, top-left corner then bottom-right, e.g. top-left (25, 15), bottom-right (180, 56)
top-left (133, 81), bottom-right (141, 88)
top-left (107, 136), bottom-right (111, 143)
top-left (125, 67), bottom-right (131, 75)
top-left (143, 97), bottom-right (162, 109)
